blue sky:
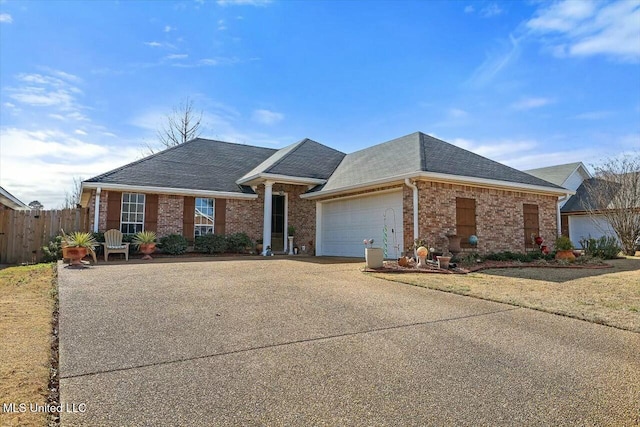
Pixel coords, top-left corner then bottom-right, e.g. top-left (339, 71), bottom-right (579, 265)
top-left (1, 0), bottom-right (639, 208)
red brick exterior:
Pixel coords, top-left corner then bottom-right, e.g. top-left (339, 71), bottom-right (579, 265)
top-left (87, 179), bottom-right (558, 255)
top-left (156, 195), bottom-right (183, 236)
top-left (87, 183), bottom-right (316, 250)
top-left (402, 180), bottom-right (558, 254)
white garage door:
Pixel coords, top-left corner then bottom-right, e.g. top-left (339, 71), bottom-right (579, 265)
top-left (569, 215), bottom-right (619, 248)
top-left (319, 190), bottom-right (404, 258)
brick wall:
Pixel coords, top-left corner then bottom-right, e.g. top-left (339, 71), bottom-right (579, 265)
top-left (226, 183), bottom-right (317, 248)
top-left (157, 195), bottom-right (184, 236)
top-left (403, 180), bottom-right (558, 254)
top-left (225, 198), bottom-right (263, 241)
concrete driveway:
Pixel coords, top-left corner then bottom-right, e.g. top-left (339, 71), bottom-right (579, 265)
top-left (58, 258), bottom-right (640, 426)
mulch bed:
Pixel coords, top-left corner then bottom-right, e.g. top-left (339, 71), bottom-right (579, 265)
top-left (364, 260), bottom-right (612, 274)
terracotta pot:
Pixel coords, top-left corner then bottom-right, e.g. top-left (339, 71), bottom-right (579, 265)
top-left (437, 256), bottom-right (451, 269)
top-left (63, 247), bottom-right (87, 267)
top-left (139, 243), bottom-right (156, 260)
top-left (256, 244), bottom-right (264, 254)
top-left (555, 250), bottom-right (576, 262)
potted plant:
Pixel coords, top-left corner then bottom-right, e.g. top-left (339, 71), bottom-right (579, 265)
top-left (63, 231), bottom-right (98, 268)
top-left (364, 239), bottom-right (383, 268)
top-left (287, 225), bottom-right (295, 255)
top-left (132, 231), bottom-right (157, 260)
top-left (555, 235), bottom-right (576, 262)
top-left (256, 238), bottom-right (264, 254)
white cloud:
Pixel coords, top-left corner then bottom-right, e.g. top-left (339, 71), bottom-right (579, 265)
top-left (252, 109), bottom-right (284, 125)
top-left (165, 53), bottom-right (188, 60)
top-left (448, 108), bottom-right (468, 118)
top-left (527, 0), bottom-right (640, 62)
top-left (481, 3), bottom-right (502, 18)
top-left (0, 127), bottom-right (140, 208)
top-left (217, 19), bottom-right (227, 31)
top-left (464, 5), bottom-right (474, 14)
top-left (572, 111), bottom-right (613, 120)
top-left (163, 25), bottom-right (174, 32)
top-left (511, 97), bottom-right (553, 110)
top-left (466, 34), bottom-right (521, 87)
top-left (217, 0), bottom-right (272, 6)
top-left (74, 129), bottom-right (87, 135)
top-left (0, 13), bottom-right (12, 23)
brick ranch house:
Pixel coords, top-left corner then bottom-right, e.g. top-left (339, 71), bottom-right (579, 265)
top-left (80, 132), bottom-right (571, 257)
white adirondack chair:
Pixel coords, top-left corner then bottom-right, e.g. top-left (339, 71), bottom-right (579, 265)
top-left (102, 229), bottom-right (130, 261)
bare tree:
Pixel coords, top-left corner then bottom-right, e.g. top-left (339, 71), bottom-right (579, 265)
top-left (62, 176), bottom-right (83, 209)
top-left (147, 97), bottom-right (203, 154)
top-left (583, 152), bottom-right (640, 255)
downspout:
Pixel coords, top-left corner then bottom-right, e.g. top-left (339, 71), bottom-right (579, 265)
top-left (93, 187), bottom-right (101, 233)
top-left (557, 195), bottom-right (569, 236)
top-left (404, 179), bottom-right (419, 245)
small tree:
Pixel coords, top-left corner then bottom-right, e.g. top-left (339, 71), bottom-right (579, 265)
top-left (62, 176), bottom-right (83, 209)
top-left (28, 200), bottom-right (43, 210)
top-left (583, 153), bottom-right (640, 255)
top-left (147, 97), bottom-right (202, 154)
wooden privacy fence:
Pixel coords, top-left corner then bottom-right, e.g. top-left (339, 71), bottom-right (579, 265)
top-left (0, 208), bottom-right (90, 264)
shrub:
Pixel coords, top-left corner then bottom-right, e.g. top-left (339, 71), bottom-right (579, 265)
top-left (453, 252), bottom-right (482, 266)
top-left (226, 232), bottom-right (252, 253)
top-left (579, 236), bottom-right (622, 259)
top-left (42, 235), bottom-right (64, 262)
top-left (195, 234), bottom-right (227, 254)
top-left (555, 235), bottom-right (574, 251)
top-left (484, 251), bottom-right (552, 263)
top-left (159, 234), bottom-right (188, 255)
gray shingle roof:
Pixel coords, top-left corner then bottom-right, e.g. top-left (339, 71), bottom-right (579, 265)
top-left (85, 138), bottom-right (277, 194)
top-left (561, 178), bottom-right (621, 213)
top-left (320, 132), bottom-right (564, 192)
top-left (524, 162), bottom-right (583, 187)
top-left (238, 138), bottom-right (345, 182)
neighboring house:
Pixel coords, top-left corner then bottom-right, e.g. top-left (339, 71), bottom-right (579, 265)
top-left (525, 162), bottom-right (623, 248)
top-left (80, 132), bottom-right (569, 257)
top-left (0, 186), bottom-right (30, 211)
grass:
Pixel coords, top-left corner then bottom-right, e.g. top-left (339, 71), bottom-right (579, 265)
top-left (371, 258), bottom-right (640, 332)
top-left (0, 263), bottom-right (57, 427)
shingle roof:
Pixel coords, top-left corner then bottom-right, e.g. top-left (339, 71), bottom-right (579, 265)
top-left (238, 138), bottom-right (345, 182)
top-left (561, 178), bottom-right (621, 213)
top-left (319, 132), bottom-right (564, 192)
top-left (85, 138), bottom-right (277, 194)
top-left (524, 162), bottom-right (583, 187)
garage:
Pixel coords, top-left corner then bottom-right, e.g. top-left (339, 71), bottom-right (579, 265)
top-left (318, 190), bottom-right (404, 258)
top-left (568, 214), bottom-right (619, 248)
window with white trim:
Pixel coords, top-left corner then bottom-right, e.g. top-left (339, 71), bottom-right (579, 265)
top-left (194, 197), bottom-right (215, 237)
top-left (121, 193), bottom-right (145, 234)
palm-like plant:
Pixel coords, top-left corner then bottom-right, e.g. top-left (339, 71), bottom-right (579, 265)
top-left (132, 231), bottom-right (157, 248)
top-left (65, 231), bottom-right (98, 249)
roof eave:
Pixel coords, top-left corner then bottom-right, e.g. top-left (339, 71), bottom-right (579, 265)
top-left (236, 173), bottom-right (326, 186)
top-left (301, 171), bottom-right (574, 200)
top-left (80, 182), bottom-right (258, 207)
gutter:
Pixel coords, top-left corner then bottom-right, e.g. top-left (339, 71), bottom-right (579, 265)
top-left (81, 182), bottom-right (258, 201)
top-left (301, 171), bottom-right (573, 200)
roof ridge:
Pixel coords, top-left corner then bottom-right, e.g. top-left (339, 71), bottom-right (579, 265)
top-left (264, 138), bottom-right (308, 174)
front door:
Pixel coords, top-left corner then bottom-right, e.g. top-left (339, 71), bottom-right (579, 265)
top-left (271, 195), bottom-right (285, 252)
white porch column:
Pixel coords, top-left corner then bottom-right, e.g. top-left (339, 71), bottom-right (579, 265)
top-left (262, 181), bottom-right (274, 255)
top-left (93, 187), bottom-right (101, 232)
